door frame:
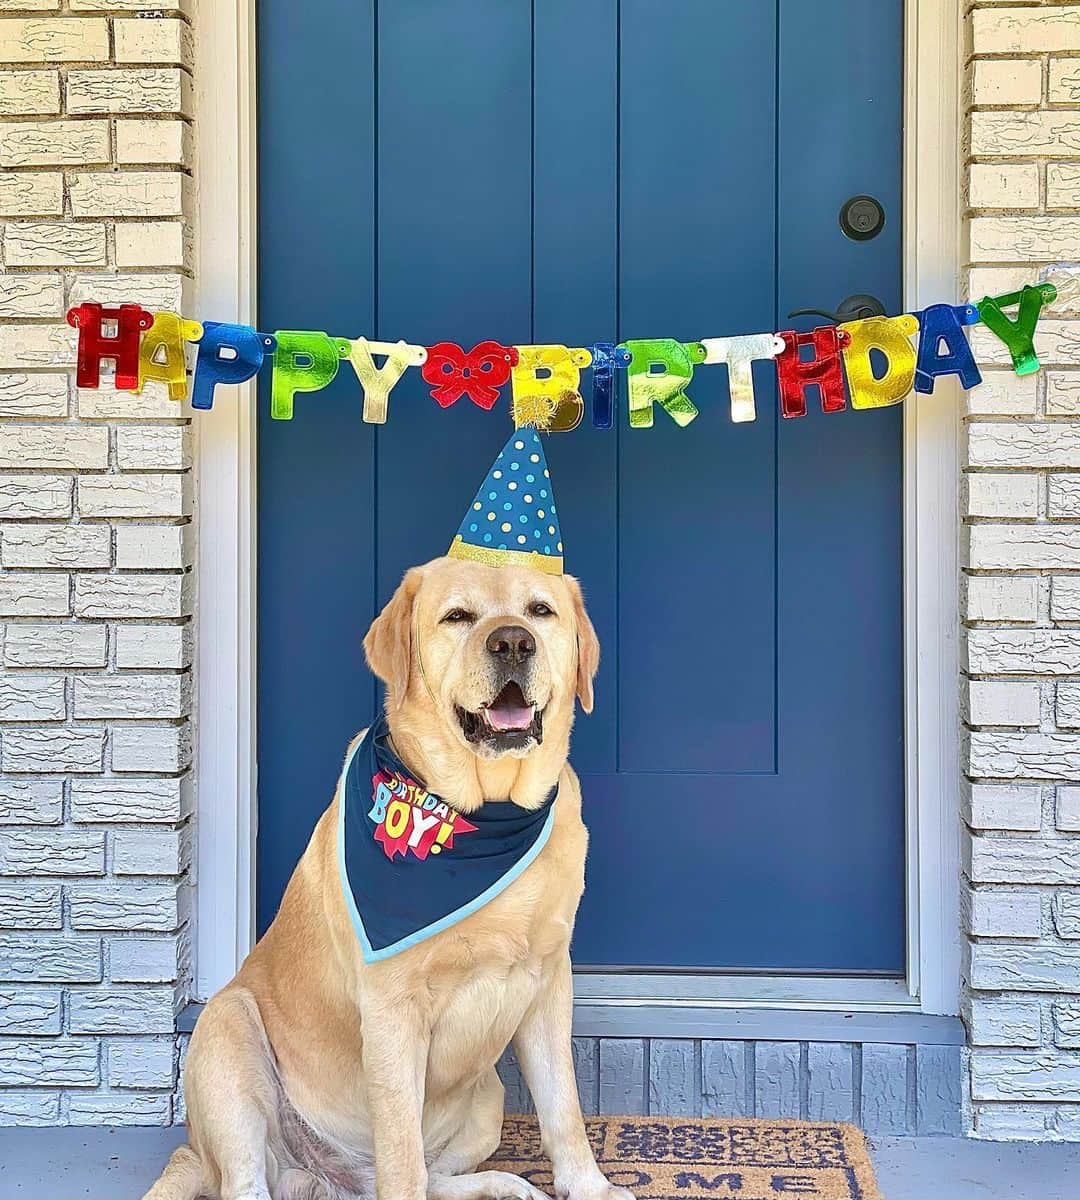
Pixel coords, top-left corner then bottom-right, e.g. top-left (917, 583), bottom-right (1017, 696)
top-left (194, 0), bottom-right (962, 1017)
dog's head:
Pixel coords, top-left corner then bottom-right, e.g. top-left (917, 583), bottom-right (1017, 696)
top-left (363, 557), bottom-right (599, 762)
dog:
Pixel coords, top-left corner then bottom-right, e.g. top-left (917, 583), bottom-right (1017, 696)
top-left (145, 555), bottom-right (631, 1200)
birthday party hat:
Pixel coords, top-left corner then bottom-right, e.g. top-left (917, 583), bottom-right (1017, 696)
top-left (447, 429), bottom-right (563, 575)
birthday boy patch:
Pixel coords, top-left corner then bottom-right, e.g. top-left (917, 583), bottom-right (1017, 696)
top-left (369, 768), bottom-right (478, 861)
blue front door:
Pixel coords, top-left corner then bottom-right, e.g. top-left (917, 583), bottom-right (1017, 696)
top-left (256, 0), bottom-right (905, 973)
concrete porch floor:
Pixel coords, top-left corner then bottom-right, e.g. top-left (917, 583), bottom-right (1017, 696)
top-left (1, 1126), bottom-right (1079, 1200)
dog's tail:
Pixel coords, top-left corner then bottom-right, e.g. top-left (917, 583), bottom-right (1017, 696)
top-left (141, 1144), bottom-right (208, 1200)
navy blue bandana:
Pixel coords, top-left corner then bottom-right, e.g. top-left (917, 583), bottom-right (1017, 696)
top-left (337, 714), bottom-right (557, 963)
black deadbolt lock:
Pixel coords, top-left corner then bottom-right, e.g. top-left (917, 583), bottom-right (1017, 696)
top-left (839, 195), bottom-right (885, 241)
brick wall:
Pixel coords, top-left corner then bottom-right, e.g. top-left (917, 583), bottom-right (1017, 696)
top-left (964, 2), bottom-right (1080, 1141)
top-left (0, 4), bottom-right (193, 1127)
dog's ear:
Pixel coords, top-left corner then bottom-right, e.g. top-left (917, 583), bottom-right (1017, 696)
top-left (565, 575), bottom-right (600, 714)
top-left (364, 568), bottom-right (423, 709)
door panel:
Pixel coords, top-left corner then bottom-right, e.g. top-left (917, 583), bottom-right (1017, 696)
top-left (257, 0), bottom-right (905, 973)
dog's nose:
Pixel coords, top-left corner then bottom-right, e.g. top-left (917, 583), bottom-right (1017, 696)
top-left (486, 624), bottom-right (536, 665)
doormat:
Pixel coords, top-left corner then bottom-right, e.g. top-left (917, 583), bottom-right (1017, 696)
top-left (483, 1115), bottom-right (882, 1200)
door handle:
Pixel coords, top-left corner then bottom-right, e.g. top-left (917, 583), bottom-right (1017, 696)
top-left (787, 293), bottom-right (887, 324)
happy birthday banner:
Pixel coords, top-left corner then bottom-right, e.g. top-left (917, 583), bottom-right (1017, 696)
top-left (65, 283), bottom-right (1057, 429)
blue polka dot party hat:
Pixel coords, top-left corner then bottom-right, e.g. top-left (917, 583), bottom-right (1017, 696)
top-left (447, 429), bottom-right (563, 575)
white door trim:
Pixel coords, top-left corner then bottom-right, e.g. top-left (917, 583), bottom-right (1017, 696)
top-left (193, 0), bottom-right (961, 1015)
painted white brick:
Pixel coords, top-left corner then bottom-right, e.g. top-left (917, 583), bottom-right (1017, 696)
top-left (113, 828), bottom-right (185, 876)
top-left (974, 7), bottom-right (1080, 53)
top-left (0, 988), bottom-right (61, 1035)
top-left (0, 69), bottom-right (60, 116)
top-left (971, 835), bottom-right (1080, 884)
top-left (966, 888), bottom-right (1042, 938)
top-left (1059, 787), bottom-right (1080, 832)
top-left (966, 575), bottom-right (1038, 622)
top-left (116, 119), bottom-right (191, 167)
top-left (2, 728), bottom-right (104, 773)
top-left (75, 674), bottom-right (188, 720)
top-left (0, 1039), bottom-right (99, 1086)
top-left (111, 723), bottom-right (190, 773)
top-left (972, 111), bottom-right (1080, 158)
top-left (0, 275), bottom-right (65, 317)
top-left (0, 574), bottom-right (69, 618)
top-left (1053, 1003), bottom-right (1080, 1048)
top-left (971, 216), bottom-right (1080, 261)
top-left (1048, 374), bottom-right (1080, 417)
top-left (107, 1036), bottom-right (174, 1088)
top-left (0, 885), bottom-right (61, 930)
top-left (68, 272), bottom-right (185, 312)
top-left (972, 58), bottom-right (1043, 106)
top-left (965, 473), bottom-right (1039, 519)
top-left (75, 575), bottom-right (187, 619)
top-left (1052, 576), bottom-right (1080, 621)
top-left (1051, 57), bottom-right (1080, 103)
top-left (967, 782), bottom-right (1041, 831)
top-left (68, 986), bottom-right (175, 1034)
top-left (1050, 474), bottom-right (1080, 518)
top-left (968, 680), bottom-right (1040, 727)
top-left (1, 524), bottom-right (110, 569)
top-left (115, 625), bottom-right (190, 670)
top-left (1, 18), bottom-right (109, 62)
top-left (71, 776), bottom-right (190, 824)
top-left (0, 1092), bottom-right (60, 1128)
top-left (969, 422), bottom-right (1080, 470)
top-left (114, 17), bottom-right (192, 66)
top-left (972, 1053), bottom-right (1080, 1102)
top-left (78, 382), bottom-right (179, 420)
top-left (69, 170), bottom-right (186, 219)
top-left (0, 119), bottom-right (108, 167)
top-left (0, 322), bottom-right (76, 369)
top-left (1055, 893), bottom-right (1080, 939)
top-left (66, 68), bottom-right (190, 116)
top-left (971, 944), bottom-right (1080, 993)
top-left (0, 781), bottom-right (62, 825)
top-left (968, 998), bottom-right (1042, 1048)
top-left (0, 830), bottom-right (103, 877)
top-left (70, 884), bottom-right (182, 933)
top-left (79, 473), bottom-right (190, 518)
top-left (964, 371), bottom-right (1038, 417)
top-left (967, 630), bottom-right (1080, 676)
top-left (3, 625), bottom-right (106, 669)
top-left (114, 220), bottom-right (190, 270)
top-left (0, 373), bottom-right (68, 418)
top-left (68, 1092), bottom-right (171, 1126)
top-left (109, 935), bottom-right (183, 983)
top-left (0, 172), bottom-right (62, 216)
top-left (1049, 164), bottom-right (1080, 210)
top-left (0, 935), bottom-right (100, 982)
top-left (969, 162), bottom-right (1040, 210)
top-left (116, 426), bottom-right (191, 471)
top-left (0, 475), bottom-right (70, 519)
top-left (2, 220), bottom-right (106, 268)
top-left (1058, 683), bottom-right (1080, 729)
top-left (971, 731), bottom-right (1080, 780)
top-left (0, 676), bottom-right (65, 722)
top-left (115, 524), bottom-right (191, 570)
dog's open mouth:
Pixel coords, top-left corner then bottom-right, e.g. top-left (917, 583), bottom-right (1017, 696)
top-left (456, 681), bottom-right (544, 748)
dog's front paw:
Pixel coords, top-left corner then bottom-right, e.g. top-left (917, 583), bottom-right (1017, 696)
top-left (557, 1178), bottom-right (635, 1200)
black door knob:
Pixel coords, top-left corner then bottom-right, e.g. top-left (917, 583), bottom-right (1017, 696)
top-left (840, 195), bottom-right (886, 241)
top-left (787, 293), bottom-right (887, 324)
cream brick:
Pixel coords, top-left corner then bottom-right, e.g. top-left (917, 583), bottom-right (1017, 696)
top-left (0, 574), bottom-right (69, 618)
top-left (964, 371), bottom-right (1038, 417)
top-left (1057, 682), bottom-right (1080, 728)
top-left (0, 475), bottom-right (70, 519)
top-left (971, 217), bottom-right (1080, 262)
top-left (2, 524), bottom-right (110, 569)
top-left (0, 276), bottom-right (65, 318)
top-left (966, 473), bottom-right (1039, 519)
top-left (115, 524), bottom-right (190, 570)
top-left (78, 474), bottom-right (190, 519)
top-left (1049, 164), bottom-right (1080, 210)
top-left (0, 884), bottom-right (62, 929)
top-left (111, 723), bottom-right (190, 773)
top-left (3, 221), bottom-right (106, 268)
top-left (74, 674), bottom-right (188, 720)
top-left (115, 625), bottom-right (189, 670)
top-left (0, 781), bottom-right (61, 825)
top-left (1059, 787), bottom-right (1080, 831)
top-left (0, 831), bottom-right (104, 877)
top-left (70, 885), bottom-right (182, 933)
top-left (114, 18), bottom-right (192, 66)
top-left (0, 373), bottom-right (67, 417)
top-left (0, 0), bottom-right (59, 9)
top-left (78, 382), bottom-right (179, 421)
top-left (116, 427), bottom-right (190, 471)
top-left (2, 728), bottom-right (104, 773)
top-left (115, 119), bottom-right (191, 167)
top-left (66, 68), bottom-right (190, 116)
top-left (69, 171), bottom-right (186, 219)
top-left (1053, 576), bottom-right (1080, 621)
top-left (4, 625), bottom-right (105, 669)
top-left (1051, 57), bottom-right (1080, 103)
top-left (973, 111), bottom-right (1080, 159)
top-left (70, 0), bottom-right (192, 10)
top-left (0, 172), bottom-right (62, 217)
top-left (71, 776), bottom-right (190, 824)
top-left (112, 828), bottom-right (185, 876)
top-left (967, 889), bottom-right (1042, 939)
top-left (968, 998), bottom-right (1042, 1048)
top-left (0, 119), bottom-right (108, 168)
top-left (74, 575), bottom-right (187, 619)
top-left (966, 575), bottom-right (1038, 622)
top-left (971, 730), bottom-right (1080, 779)
top-left (972, 59), bottom-right (1043, 106)
top-left (967, 783), bottom-right (1042, 831)
top-left (0, 427), bottom-right (106, 470)
top-left (969, 162), bottom-right (1040, 210)
top-left (968, 680), bottom-right (1041, 727)
top-left (0, 70), bottom-right (60, 116)
top-left (0, 677), bottom-right (65, 722)
top-left (967, 525), bottom-right (1080, 571)
top-left (114, 221), bottom-right (190, 270)
top-left (68, 273), bottom-right (185, 313)
top-left (974, 7), bottom-right (1080, 54)
top-left (0, 323), bottom-right (75, 369)
top-left (1047, 372), bottom-right (1080, 415)
top-left (2, 18), bottom-right (108, 62)
top-left (970, 422), bottom-right (1080, 469)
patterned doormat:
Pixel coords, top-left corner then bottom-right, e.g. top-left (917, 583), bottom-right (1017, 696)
top-left (483, 1115), bottom-right (882, 1200)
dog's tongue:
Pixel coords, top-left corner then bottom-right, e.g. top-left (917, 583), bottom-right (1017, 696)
top-left (485, 682), bottom-right (535, 732)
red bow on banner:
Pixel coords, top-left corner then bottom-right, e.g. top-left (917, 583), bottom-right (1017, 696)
top-left (422, 341), bottom-right (518, 409)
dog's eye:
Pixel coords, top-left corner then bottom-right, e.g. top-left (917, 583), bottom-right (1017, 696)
top-left (441, 608), bottom-right (475, 624)
top-left (528, 601), bottom-right (555, 618)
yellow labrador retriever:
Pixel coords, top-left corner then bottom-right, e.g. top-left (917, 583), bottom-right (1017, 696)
top-left (146, 556), bottom-right (630, 1200)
